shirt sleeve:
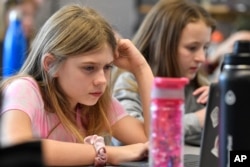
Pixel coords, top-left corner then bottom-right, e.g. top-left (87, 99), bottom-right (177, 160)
top-left (112, 72), bottom-right (144, 122)
top-left (184, 113), bottom-right (202, 135)
top-left (1, 77), bottom-right (43, 123)
top-left (184, 83), bottom-right (206, 145)
top-left (109, 97), bottom-right (128, 125)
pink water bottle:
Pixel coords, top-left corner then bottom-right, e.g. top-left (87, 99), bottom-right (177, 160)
top-left (150, 77), bottom-right (189, 167)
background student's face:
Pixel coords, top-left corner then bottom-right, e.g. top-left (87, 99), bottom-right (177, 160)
top-left (20, 1), bottom-right (36, 39)
top-left (56, 44), bottom-right (114, 109)
top-left (6, 2), bottom-right (37, 39)
top-left (177, 20), bottom-right (212, 80)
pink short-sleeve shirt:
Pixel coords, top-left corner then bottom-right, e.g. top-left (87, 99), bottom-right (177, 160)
top-left (1, 77), bottom-right (128, 142)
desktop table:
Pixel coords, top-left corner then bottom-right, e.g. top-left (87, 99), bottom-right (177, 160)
top-left (184, 144), bottom-right (200, 155)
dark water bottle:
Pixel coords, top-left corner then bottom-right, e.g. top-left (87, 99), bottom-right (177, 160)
top-left (2, 9), bottom-right (27, 78)
top-left (219, 40), bottom-right (250, 167)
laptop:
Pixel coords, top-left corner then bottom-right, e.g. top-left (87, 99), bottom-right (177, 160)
top-left (119, 83), bottom-right (219, 167)
top-left (199, 82), bottom-right (219, 167)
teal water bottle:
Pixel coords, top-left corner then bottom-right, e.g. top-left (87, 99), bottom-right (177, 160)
top-left (2, 9), bottom-right (27, 78)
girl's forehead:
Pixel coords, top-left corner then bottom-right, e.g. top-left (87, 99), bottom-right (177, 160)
top-left (70, 45), bottom-right (114, 62)
top-left (181, 21), bottom-right (212, 38)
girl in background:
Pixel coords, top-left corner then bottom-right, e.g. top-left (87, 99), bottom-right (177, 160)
top-left (113, 0), bottom-right (216, 146)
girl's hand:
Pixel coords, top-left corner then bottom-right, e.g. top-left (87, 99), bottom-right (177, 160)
top-left (209, 31), bottom-right (250, 64)
top-left (193, 86), bottom-right (209, 104)
top-left (114, 39), bottom-right (148, 74)
top-left (107, 142), bottom-right (148, 165)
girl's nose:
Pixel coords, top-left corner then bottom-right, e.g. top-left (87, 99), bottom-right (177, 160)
top-left (195, 50), bottom-right (206, 63)
top-left (93, 70), bottom-right (107, 86)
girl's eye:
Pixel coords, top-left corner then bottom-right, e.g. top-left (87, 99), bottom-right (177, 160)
top-left (204, 45), bottom-right (209, 51)
top-left (83, 66), bottom-right (95, 71)
top-left (188, 46), bottom-right (197, 52)
top-left (104, 64), bottom-right (114, 71)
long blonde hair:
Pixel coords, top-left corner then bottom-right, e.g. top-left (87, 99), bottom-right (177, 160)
top-left (1, 4), bottom-right (117, 143)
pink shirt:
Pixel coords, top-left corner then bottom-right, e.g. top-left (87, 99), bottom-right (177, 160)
top-left (1, 77), bottom-right (128, 142)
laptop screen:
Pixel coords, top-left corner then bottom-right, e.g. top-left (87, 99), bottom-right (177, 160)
top-left (199, 82), bottom-right (219, 167)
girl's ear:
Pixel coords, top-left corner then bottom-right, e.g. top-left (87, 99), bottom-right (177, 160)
top-left (43, 53), bottom-right (55, 72)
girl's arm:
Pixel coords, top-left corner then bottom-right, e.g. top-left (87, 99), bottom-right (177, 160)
top-left (0, 110), bottom-right (148, 166)
top-left (43, 139), bottom-right (147, 166)
top-left (114, 39), bottom-right (154, 137)
top-left (43, 138), bottom-right (148, 166)
top-left (0, 110), bottom-right (95, 166)
top-left (132, 59), bottom-right (153, 137)
top-left (112, 115), bottom-right (147, 145)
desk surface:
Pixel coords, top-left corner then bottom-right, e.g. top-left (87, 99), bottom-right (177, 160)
top-left (50, 145), bottom-right (201, 167)
top-left (184, 144), bottom-right (200, 155)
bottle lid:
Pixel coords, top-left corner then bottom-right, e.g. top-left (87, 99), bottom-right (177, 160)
top-left (153, 77), bottom-right (189, 89)
top-left (233, 40), bottom-right (250, 54)
top-left (9, 9), bottom-right (22, 21)
top-left (221, 40), bottom-right (250, 68)
top-left (151, 77), bottom-right (189, 99)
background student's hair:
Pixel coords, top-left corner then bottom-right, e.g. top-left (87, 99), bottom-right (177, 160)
top-left (133, 0), bottom-right (216, 83)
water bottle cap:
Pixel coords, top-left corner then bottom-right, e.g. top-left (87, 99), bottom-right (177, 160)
top-left (151, 77), bottom-right (189, 99)
top-left (153, 77), bottom-right (189, 89)
top-left (221, 40), bottom-right (250, 68)
top-left (9, 9), bottom-right (22, 21)
top-left (233, 40), bottom-right (250, 54)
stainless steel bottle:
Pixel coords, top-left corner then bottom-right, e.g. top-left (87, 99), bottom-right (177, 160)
top-left (219, 40), bottom-right (250, 167)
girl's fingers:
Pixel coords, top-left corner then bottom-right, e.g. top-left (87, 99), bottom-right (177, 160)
top-left (193, 86), bottom-right (208, 96)
top-left (197, 94), bottom-right (208, 104)
top-left (194, 86), bottom-right (209, 104)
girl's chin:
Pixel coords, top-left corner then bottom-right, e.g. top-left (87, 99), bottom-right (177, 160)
top-left (186, 73), bottom-right (196, 80)
top-left (81, 100), bottom-right (98, 106)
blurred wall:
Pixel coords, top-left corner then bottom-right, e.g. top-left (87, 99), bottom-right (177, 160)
top-left (0, 0), bottom-right (5, 40)
top-left (35, 0), bottom-right (139, 39)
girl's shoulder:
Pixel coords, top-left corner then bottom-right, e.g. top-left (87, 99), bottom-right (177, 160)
top-left (8, 76), bottom-right (39, 90)
top-left (3, 76), bottom-right (41, 100)
top-left (1, 76), bottom-right (44, 123)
